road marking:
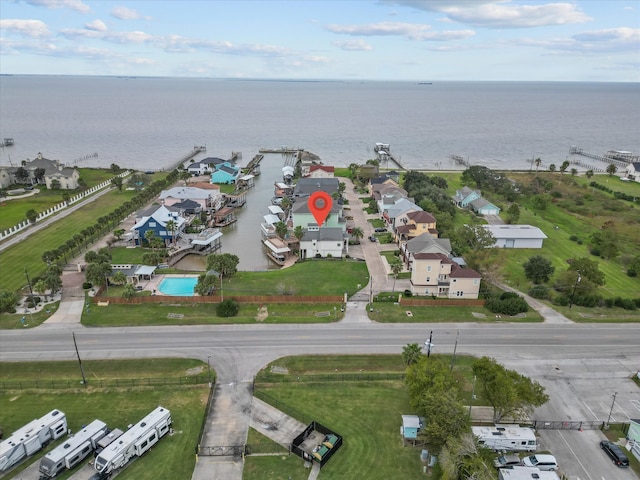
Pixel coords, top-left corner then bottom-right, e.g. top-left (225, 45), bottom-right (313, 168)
top-left (630, 399), bottom-right (640, 413)
top-left (582, 400), bottom-right (600, 421)
top-left (556, 430), bottom-right (593, 480)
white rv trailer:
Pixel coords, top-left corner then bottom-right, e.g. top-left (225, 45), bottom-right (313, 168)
top-left (472, 425), bottom-right (537, 452)
top-left (94, 406), bottom-right (171, 477)
top-left (39, 419), bottom-right (109, 478)
top-left (0, 409), bottom-right (67, 472)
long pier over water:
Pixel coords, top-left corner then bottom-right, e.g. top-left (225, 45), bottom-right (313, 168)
top-left (374, 143), bottom-right (406, 170)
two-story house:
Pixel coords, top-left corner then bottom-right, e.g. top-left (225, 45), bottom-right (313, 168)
top-left (452, 186), bottom-right (481, 207)
top-left (130, 205), bottom-right (186, 246)
top-left (410, 252), bottom-right (482, 299)
top-left (291, 198), bottom-right (345, 232)
top-left (400, 233), bottom-right (451, 270)
top-left (299, 226), bottom-right (346, 259)
top-left (187, 157), bottom-right (226, 176)
top-left (395, 211), bottom-right (438, 242)
top-left (159, 186), bottom-right (221, 211)
top-left (293, 177), bottom-right (340, 197)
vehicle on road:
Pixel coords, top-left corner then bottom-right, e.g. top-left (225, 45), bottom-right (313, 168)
top-left (600, 440), bottom-right (629, 467)
top-left (522, 454), bottom-right (557, 471)
top-left (369, 235), bottom-right (377, 242)
top-left (374, 228), bottom-right (387, 233)
top-left (493, 453), bottom-right (521, 468)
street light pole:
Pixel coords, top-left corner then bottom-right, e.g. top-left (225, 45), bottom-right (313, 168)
top-left (450, 330), bottom-right (459, 372)
top-left (207, 355), bottom-right (212, 388)
top-left (606, 391), bottom-right (618, 426)
top-left (569, 272), bottom-right (581, 309)
top-left (425, 330), bottom-right (434, 358)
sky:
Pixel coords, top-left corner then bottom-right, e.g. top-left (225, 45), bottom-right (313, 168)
top-left (0, 0), bottom-right (639, 81)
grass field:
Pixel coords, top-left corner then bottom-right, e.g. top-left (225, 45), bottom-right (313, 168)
top-left (0, 358), bottom-right (209, 480)
top-left (0, 300), bottom-right (59, 329)
top-left (368, 302), bottom-right (544, 322)
top-left (0, 188), bottom-right (136, 292)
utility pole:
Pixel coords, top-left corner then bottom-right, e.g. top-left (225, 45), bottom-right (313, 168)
top-left (207, 355), bottom-right (212, 388)
top-left (569, 272), bottom-right (581, 309)
top-left (425, 331), bottom-right (434, 358)
top-left (450, 330), bottom-right (459, 372)
top-left (606, 391), bottom-right (618, 426)
top-left (72, 332), bottom-right (87, 387)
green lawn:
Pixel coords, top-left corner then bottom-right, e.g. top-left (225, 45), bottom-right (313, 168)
top-left (369, 302), bottom-right (543, 323)
top-left (0, 358), bottom-right (209, 480)
top-left (110, 246), bottom-right (152, 263)
top-left (0, 300), bottom-right (59, 329)
top-left (83, 302), bottom-right (344, 326)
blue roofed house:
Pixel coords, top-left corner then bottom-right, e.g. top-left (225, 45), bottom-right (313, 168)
top-left (130, 205), bottom-right (186, 246)
top-left (452, 187), bottom-right (481, 207)
top-left (211, 162), bottom-right (240, 184)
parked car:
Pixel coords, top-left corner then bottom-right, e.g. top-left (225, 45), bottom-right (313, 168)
top-left (522, 454), bottom-right (557, 471)
top-left (374, 227), bottom-right (387, 233)
top-left (369, 235), bottom-right (377, 242)
top-left (493, 453), bottom-right (521, 469)
top-left (600, 440), bottom-right (629, 467)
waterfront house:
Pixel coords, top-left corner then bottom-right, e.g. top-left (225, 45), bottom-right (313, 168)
top-left (211, 162), bottom-right (240, 184)
top-left (172, 199), bottom-right (202, 215)
top-left (395, 211), bottom-right (438, 242)
top-left (304, 165), bottom-right (335, 179)
top-left (187, 157), bottom-right (226, 176)
top-left (1, 153), bottom-right (81, 189)
top-left (384, 198), bottom-right (422, 230)
top-left (409, 252), bottom-right (481, 298)
top-left (291, 198), bottom-right (345, 232)
top-left (452, 186), bottom-right (481, 208)
top-left (263, 237), bottom-right (292, 265)
top-left (130, 205), bottom-right (186, 246)
top-left (400, 233), bottom-right (451, 269)
top-left (160, 186), bottom-right (221, 211)
top-left (376, 190), bottom-right (412, 218)
top-left (293, 177), bottom-right (340, 197)
top-left (625, 162), bottom-right (640, 183)
top-left (371, 184), bottom-right (408, 202)
top-left (368, 175), bottom-right (399, 196)
top-left (481, 225), bottom-right (547, 249)
top-left (299, 226), bottom-right (346, 259)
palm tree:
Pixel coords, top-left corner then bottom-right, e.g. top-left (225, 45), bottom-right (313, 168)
top-left (34, 279), bottom-right (48, 302)
top-left (351, 227), bottom-right (364, 244)
top-left (402, 343), bottom-right (422, 365)
top-left (275, 221), bottom-right (288, 239)
top-left (293, 226), bottom-right (305, 258)
top-left (390, 259), bottom-right (403, 292)
top-left (534, 157), bottom-right (542, 172)
top-left (166, 219), bottom-right (177, 247)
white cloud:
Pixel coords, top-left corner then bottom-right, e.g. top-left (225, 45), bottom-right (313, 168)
top-left (518, 27), bottom-right (640, 54)
top-left (326, 21), bottom-right (473, 41)
top-left (333, 39), bottom-right (374, 51)
top-left (390, 1), bottom-right (592, 28)
top-left (60, 27), bottom-right (153, 44)
top-left (111, 6), bottom-right (148, 20)
top-left (0, 19), bottom-right (50, 38)
top-left (85, 19), bottom-right (107, 32)
top-left (26, 0), bottom-right (90, 14)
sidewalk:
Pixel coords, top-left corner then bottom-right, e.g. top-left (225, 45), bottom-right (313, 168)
top-left (496, 281), bottom-right (573, 324)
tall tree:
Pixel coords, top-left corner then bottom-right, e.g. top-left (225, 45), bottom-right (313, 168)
top-left (111, 176), bottom-right (123, 191)
top-left (472, 356), bottom-right (548, 422)
top-left (15, 167), bottom-right (29, 183)
top-left (275, 221), bottom-right (288, 239)
top-left (606, 163), bottom-right (617, 176)
top-left (390, 259), bottom-right (402, 292)
top-left (166, 219), bottom-right (177, 247)
top-left (26, 209), bottom-right (38, 223)
top-left (450, 224), bottom-right (495, 255)
top-left (523, 255), bottom-right (555, 283)
top-left (351, 227), bottom-right (364, 244)
top-left (206, 253), bottom-right (239, 278)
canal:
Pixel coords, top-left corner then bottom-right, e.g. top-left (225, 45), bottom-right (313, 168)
top-left (175, 154), bottom-right (287, 272)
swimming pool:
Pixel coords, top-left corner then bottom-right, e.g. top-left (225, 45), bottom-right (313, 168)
top-left (157, 277), bottom-right (198, 296)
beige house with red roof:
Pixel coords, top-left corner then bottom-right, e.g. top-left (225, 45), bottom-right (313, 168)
top-left (395, 211), bottom-right (438, 241)
top-left (304, 165), bottom-right (335, 178)
top-left (410, 252), bottom-right (481, 299)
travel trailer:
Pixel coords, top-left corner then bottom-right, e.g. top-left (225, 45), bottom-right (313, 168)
top-left (0, 409), bottom-right (67, 472)
top-left (94, 406), bottom-right (171, 477)
top-left (39, 419), bottom-right (109, 478)
top-left (472, 425), bottom-right (537, 452)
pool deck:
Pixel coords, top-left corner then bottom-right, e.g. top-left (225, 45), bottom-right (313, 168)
top-left (145, 274), bottom-right (199, 296)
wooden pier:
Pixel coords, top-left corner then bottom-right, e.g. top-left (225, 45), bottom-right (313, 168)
top-left (569, 146), bottom-right (632, 169)
top-left (449, 154), bottom-right (470, 168)
top-left (242, 154), bottom-right (264, 176)
top-left (374, 143), bottom-right (406, 170)
top-left (259, 147), bottom-right (302, 154)
top-left (167, 145), bottom-right (206, 171)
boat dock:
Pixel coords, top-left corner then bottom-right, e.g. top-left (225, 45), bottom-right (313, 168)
top-left (1, 138), bottom-right (14, 147)
top-left (569, 146), bottom-right (634, 170)
top-left (374, 143), bottom-right (406, 170)
top-left (166, 145), bottom-right (206, 171)
top-left (243, 154), bottom-right (264, 176)
top-left (449, 154), bottom-right (471, 168)
top-left (259, 147), bottom-right (302, 154)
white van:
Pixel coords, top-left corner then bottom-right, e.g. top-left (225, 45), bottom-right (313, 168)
top-left (522, 454), bottom-right (558, 471)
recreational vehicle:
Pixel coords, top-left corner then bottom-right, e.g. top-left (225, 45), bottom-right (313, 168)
top-left (472, 425), bottom-right (537, 452)
top-left (39, 419), bottom-right (109, 478)
top-left (0, 409), bottom-right (67, 472)
top-left (94, 406), bottom-right (172, 477)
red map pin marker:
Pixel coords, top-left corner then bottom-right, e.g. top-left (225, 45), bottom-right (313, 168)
top-left (308, 191), bottom-right (332, 227)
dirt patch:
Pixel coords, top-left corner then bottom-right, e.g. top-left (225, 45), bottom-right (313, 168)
top-left (255, 305), bottom-right (269, 322)
top-left (186, 365), bottom-right (205, 376)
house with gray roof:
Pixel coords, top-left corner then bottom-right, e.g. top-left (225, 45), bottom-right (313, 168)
top-left (383, 198), bottom-right (422, 229)
top-left (299, 227), bottom-right (346, 259)
top-left (293, 177), bottom-right (340, 197)
top-left (469, 197), bottom-right (500, 215)
top-left (625, 162), bottom-right (640, 183)
top-left (481, 224), bottom-right (547, 249)
top-left (0, 152), bottom-right (80, 189)
top-left (452, 186), bottom-right (481, 207)
top-left (401, 233), bottom-right (451, 268)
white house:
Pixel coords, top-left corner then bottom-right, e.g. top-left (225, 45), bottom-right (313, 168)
top-left (481, 225), bottom-right (547, 249)
top-left (299, 227), bottom-right (346, 259)
top-left (625, 162), bottom-right (640, 183)
top-left (159, 186), bottom-right (222, 211)
top-left (627, 418), bottom-right (640, 461)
